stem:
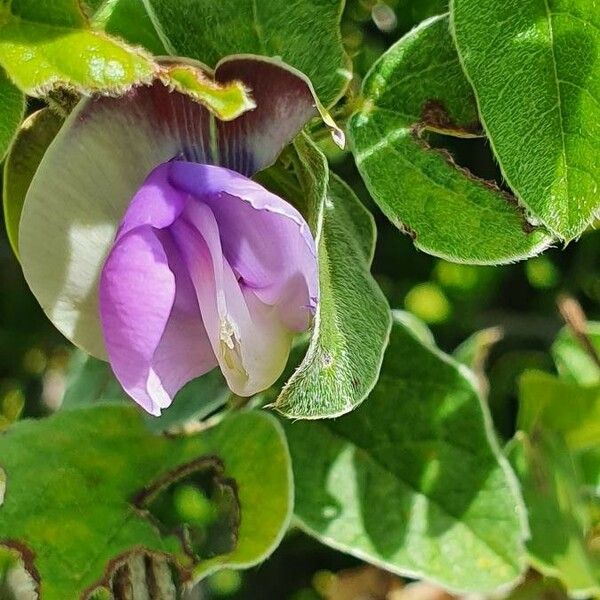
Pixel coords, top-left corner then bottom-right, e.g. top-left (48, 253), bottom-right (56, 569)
top-left (557, 294), bottom-right (600, 370)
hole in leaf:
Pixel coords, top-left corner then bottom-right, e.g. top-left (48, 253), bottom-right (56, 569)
top-left (135, 457), bottom-right (240, 561)
top-left (416, 123), bottom-right (536, 233)
top-left (0, 544), bottom-right (39, 600)
top-left (422, 132), bottom-right (512, 194)
top-left (86, 551), bottom-right (181, 600)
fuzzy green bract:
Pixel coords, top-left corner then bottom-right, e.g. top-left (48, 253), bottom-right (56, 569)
top-left (285, 312), bottom-right (528, 593)
top-left (274, 133), bottom-right (392, 419)
top-left (451, 0), bottom-right (600, 240)
top-left (0, 406), bottom-right (292, 599)
top-left (348, 15), bottom-right (553, 264)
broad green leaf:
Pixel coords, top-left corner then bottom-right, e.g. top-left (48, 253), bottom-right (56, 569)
top-left (0, 405), bottom-right (291, 599)
top-left (552, 322), bottom-right (600, 385)
top-left (274, 134), bottom-right (391, 418)
top-left (0, 67), bottom-right (23, 162)
top-left (142, 0), bottom-right (351, 106)
top-left (0, 0), bottom-right (157, 95)
top-left (91, 0), bottom-right (167, 55)
top-left (509, 432), bottom-right (600, 596)
top-left (518, 370), bottom-right (600, 451)
top-left (285, 312), bottom-right (527, 593)
top-left (3, 108), bottom-right (64, 257)
top-left (61, 352), bottom-right (230, 433)
top-left (348, 14), bottom-right (552, 264)
top-left (451, 0), bottom-right (600, 240)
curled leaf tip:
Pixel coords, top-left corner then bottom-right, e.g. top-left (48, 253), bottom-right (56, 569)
top-left (159, 63), bottom-right (256, 121)
top-left (318, 101), bottom-right (346, 149)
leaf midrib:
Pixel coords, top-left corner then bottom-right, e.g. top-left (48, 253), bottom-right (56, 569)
top-left (543, 0), bottom-right (570, 226)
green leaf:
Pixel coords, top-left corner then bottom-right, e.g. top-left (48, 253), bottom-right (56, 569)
top-left (453, 327), bottom-right (503, 370)
top-left (142, 0), bottom-right (350, 106)
top-left (451, 0), bottom-right (600, 240)
top-left (274, 134), bottom-right (391, 418)
top-left (508, 432), bottom-right (600, 596)
top-left (3, 108), bottom-right (64, 257)
top-left (60, 352), bottom-right (129, 408)
top-left (91, 0), bottom-right (167, 55)
top-left (552, 322), bottom-right (600, 385)
top-left (348, 14), bottom-right (553, 264)
top-left (518, 370), bottom-right (600, 451)
top-left (0, 0), bottom-right (157, 95)
top-left (0, 67), bottom-right (24, 162)
top-left (284, 312), bottom-right (527, 593)
top-left (0, 405), bottom-right (292, 599)
top-left (579, 446), bottom-right (600, 497)
top-left (0, 1), bottom-right (253, 120)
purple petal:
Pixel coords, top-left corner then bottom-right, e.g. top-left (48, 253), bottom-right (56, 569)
top-left (116, 163), bottom-right (188, 241)
top-left (151, 232), bottom-right (218, 399)
top-left (171, 202), bottom-right (293, 396)
top-left (169, 161), bottom-right (318, 331)
top-left (99, 226), bottom-right (216, 414)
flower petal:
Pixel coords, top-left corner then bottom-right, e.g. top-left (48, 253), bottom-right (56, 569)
top-left (172, 202), bottom-right (293, 396)
top-left (20, 55), bottom-right (317, 357)
top-left (99, 227), bottom-right (175, 414)
top-left (150, 232), bottom-right (218, 402)
top-left (168, 161), bottom-right (318, 331)
top-left (214, 56), bottom-right (318, 175)
top-left (116, 163), bottom-right (188, 240)
top-left (99, 226), bottom-right (216, 414)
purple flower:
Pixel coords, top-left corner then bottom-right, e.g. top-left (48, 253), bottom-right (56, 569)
top-left (100, 162), bottom-right (317, 414)
top-left (18, 56), bottom-right (322, 414)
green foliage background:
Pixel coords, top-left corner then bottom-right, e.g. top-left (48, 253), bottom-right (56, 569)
top-left (0, 0), bottom-right (599, 598)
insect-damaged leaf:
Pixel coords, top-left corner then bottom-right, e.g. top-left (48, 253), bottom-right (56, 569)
top-left (349, 14), bottom-right (552, 264)
top-left (451, 0), bottom-right (600, 241)
top-left (0, 406), bottom-right (292, 599)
